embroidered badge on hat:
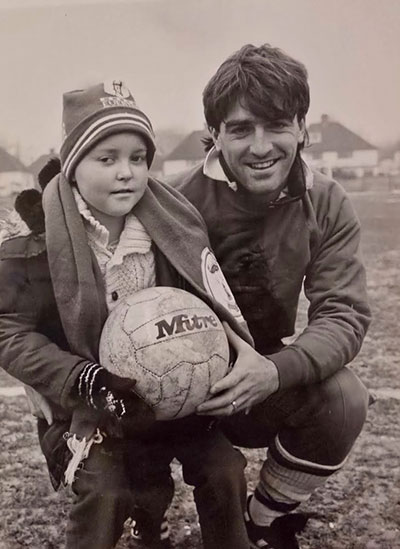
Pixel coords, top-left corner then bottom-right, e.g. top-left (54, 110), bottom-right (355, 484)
top-left (104, 80), bottom-right (131, 98)
top-left (101, 80), bottom-right (137, 108)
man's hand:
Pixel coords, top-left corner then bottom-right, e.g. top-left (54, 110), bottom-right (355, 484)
top-left (196, 322), bottom-right (280, 416)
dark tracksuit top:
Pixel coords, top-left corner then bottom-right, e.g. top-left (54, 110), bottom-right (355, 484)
top-left (167, 160), bottom-right (371, 391)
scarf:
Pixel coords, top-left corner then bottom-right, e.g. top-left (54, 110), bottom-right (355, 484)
top-left (43, 174), bottom-right (252, 365)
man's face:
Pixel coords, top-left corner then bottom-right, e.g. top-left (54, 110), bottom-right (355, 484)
top-left (212, 101), bottom-right (305, 197)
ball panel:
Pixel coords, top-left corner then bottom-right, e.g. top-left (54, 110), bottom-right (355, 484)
top-left (99, 304), bottom-right (138, 378)
top-left (131, 327), bottom-right (228, 376)
top-left (151, 353), bottom-right (229, 420)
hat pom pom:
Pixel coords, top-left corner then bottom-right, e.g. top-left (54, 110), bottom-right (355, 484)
top-left (38, 156), bottom-right (61, 190)
top-left (14, 189), bottom-right (45, 234)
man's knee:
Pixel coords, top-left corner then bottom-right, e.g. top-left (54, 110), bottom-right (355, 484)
top-left (300, 367), bottom-right (370, 462)
top-left (279, 368), bottom-right (370, 465)
top-left (322, 367), bottom-right (369, 439)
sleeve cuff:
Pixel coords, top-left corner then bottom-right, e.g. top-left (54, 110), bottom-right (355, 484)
top-left (265, 347), bottom-right (309, 391)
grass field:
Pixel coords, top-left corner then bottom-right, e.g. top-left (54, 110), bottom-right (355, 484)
top-left (0, 186), bottom-right (399, 548)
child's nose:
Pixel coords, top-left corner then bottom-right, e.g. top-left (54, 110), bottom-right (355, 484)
top-left (116, 161), bottom-right (133, 180)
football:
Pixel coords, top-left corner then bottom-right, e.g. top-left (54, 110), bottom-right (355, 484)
top-left (99, 287), bottom-right (230, 420)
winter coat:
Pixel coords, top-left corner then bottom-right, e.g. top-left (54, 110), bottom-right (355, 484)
top-left (0, 175), bottom-right (252, 488)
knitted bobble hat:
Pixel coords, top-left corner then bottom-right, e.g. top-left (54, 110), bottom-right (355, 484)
top-left (60, 80), bottom-right (156, 180)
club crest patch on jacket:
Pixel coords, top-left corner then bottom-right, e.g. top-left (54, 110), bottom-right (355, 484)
top-left (201, 247), bottom-right (244, 322)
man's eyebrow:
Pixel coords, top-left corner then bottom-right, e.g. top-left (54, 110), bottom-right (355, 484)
top-left (224, 117), bottom-right (293, 129)
top-left (224, 119), bottom-right (253, 129)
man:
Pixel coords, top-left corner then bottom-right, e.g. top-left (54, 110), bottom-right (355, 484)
top-left (167, 43), bottom-right (371, 549)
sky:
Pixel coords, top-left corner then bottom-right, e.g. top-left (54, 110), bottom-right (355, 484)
top-left (0, 0), bottom-right (399, 163)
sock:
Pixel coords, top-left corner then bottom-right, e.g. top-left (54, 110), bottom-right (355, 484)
top-left (249, 434), bottom-right (342, 527)
top-left (248, 487), bottom-right (299, 527)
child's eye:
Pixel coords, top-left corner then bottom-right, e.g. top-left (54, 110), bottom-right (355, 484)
top-left (98, 156), bottom-right (114, 164)
top-left (130, 155), bottom-right (146, 164)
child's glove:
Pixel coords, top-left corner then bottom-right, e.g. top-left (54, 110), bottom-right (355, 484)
top-left (75, 362), bottom-right (155, 433)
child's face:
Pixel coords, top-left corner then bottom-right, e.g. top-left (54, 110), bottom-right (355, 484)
top-left (74, 132), bottom-right (149, 224)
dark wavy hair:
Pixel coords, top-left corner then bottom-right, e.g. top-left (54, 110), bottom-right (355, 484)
top-left (203, 44), bottom-right (310, 150)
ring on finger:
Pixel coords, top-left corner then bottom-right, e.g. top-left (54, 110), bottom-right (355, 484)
top-left (231, 400), bottom-right (237, 413)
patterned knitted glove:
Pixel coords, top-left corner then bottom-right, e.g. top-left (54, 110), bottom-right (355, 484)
top-left (75, 362), bottom-right (155, 432)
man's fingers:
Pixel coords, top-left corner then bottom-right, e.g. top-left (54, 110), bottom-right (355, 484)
top-left (197, 385), bottom-right (251, 413)
top-left (210, 367), bottom-right (244, 395)
top-left (197, 391), bottom-right (252, 416)
top-left (197, 393), bottom-right (233, 413)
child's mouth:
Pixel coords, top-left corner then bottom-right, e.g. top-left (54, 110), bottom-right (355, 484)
top-left (111, 189), bottom-right (134, 194)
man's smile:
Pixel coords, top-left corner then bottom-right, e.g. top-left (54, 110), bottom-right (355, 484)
top-left (246, 158), bottom-right (279, 170)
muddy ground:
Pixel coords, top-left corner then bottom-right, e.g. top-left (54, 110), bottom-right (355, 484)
top-left (0, 187), bottom-right (399, 548)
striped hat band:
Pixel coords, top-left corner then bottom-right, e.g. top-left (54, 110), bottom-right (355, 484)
top-left (61, 110), bottom-right (156, 179)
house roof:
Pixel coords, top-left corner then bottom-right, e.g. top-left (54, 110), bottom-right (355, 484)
top-left (165, 130), bottom-right (210, 161)
top-left (307, 115), bottom-right (376, 154)
top-left (0, 147), bottom-right (28, 173)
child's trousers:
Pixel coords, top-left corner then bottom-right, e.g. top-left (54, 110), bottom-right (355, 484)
top-left (65, 422), bottom-right (249, 549)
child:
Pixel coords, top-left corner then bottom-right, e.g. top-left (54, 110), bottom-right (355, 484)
top-left (0, 81), bottom-right (252, 549)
